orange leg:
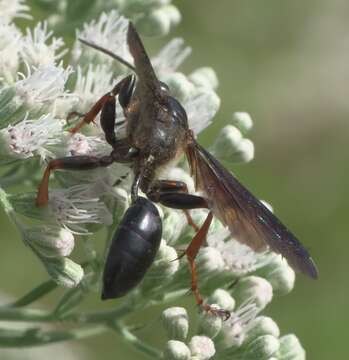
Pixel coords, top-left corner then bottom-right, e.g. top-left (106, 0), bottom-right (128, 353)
top-left (185, 212), bottom-right (230, 320)
top-left (36, 155), bottom-right (114, 207)
top-left (68, 75), bottom-right (135, 134)
top-left (69, 94), bottom-right (113, 134)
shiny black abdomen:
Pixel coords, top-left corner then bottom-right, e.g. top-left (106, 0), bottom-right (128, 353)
top-left (102, 197), bottom-right (162, 299)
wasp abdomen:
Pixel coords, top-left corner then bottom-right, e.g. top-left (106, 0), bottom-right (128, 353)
top-left (102, 197), bottom-right (162, 299)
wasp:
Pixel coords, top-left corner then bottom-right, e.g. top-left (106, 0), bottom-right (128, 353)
top-left (36, 23), bottom-right (318, 316)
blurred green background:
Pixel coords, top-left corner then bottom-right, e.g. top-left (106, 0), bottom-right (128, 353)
top-left (1, 0), bottom-right (347, 359)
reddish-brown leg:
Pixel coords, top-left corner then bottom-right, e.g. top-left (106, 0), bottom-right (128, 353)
top-left (69, 94), bottom-right (114, 134)
top-left (36, 155), bottom-right (114, 207)
top-left (185, 212), bottom-right (230, 320)
top-left (68, 75), bottom-right (134, 134)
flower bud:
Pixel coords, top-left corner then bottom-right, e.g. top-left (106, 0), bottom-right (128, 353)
top-left (162, 4), bottom-right (181, 27)
top-left (162, 307), bottom-right (189, 341)
top-left (276, 334), bottom-right (305, 360)
top-left (208, 289), bottom-right (235, 312)
top-left (242, 335), bottom-right (280, 359)
top-left (142, 241), bottom-right (179, 291)
top-left (196, 247), bottom-right (225, 277)
top-left (256, 256), bottom-right (295, 295)
top-left (189, 336), bottom-right (216, 360)
top-left (123, 0), bottom-right (171, 14)
top-left (161, 72), bottom-right (196, 101)
top-left (163, 340), bottom-right (191, 360)
top-left (244, 316), bottom-right (280, 343)
top-left (24, 226), bottom-right (75, 257)
top-left (8, 192), bottom-right (50, 220)
top-left (198, 310), bottom-right (223, 339)
top-left (233, 138), bottom-right (254, 163)
top-left (189, 67), bottom-right (218, 90)
top-left (233, 276), bottom-right (273, 310)
top-left (45, 257), bottom-right (84, 288)
top-left (135, 5), bottom-right (180, 37)
top-left (162, 210), bottom-right (187, 244)
top-left (153, 241), bottom-right (179, 275)
top-left (211, 125), bottom-right (254, 164)
top-left (215, 320), bottom-right (245, 350)
top-left (232, 112), bottom-right (253, 134)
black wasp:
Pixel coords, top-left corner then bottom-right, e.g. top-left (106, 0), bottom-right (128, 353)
top-left (36, 23), bottom-right (318, 316)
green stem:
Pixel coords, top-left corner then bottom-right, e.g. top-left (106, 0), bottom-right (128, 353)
top-left (0, 307), bottom-right (55, 322)
top-left (65, 301), bottom-right (133, 323)
top-left (0, 301), bottom-right (133, 324)
top-left (0, 286), bottom-right (188, 324)
top-left (8, 280), bottom-right (57, 308)
top-left (0, 325), bottom-right (107, 347)
top-left (110, 321), bottom-right (162, 359)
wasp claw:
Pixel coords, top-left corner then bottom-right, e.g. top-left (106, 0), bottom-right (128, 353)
top-left (200, 303), bottom-right (231, 320)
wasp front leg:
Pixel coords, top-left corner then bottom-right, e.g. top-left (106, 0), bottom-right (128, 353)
top-left (68, 75), bottom-right (135, 134)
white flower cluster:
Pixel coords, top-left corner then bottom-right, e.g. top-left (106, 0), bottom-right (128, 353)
top-left (162, 297), bottom-right (305, 359)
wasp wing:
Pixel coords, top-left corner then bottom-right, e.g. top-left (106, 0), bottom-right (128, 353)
top-left (127, 23), bottom-right (161, 97)
top-left (186, 139), bottom-right (318, 279)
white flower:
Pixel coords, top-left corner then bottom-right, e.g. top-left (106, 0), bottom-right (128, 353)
top-left (0, 0), bottom-right (31, 23)
top-left (24, 225), bottom-right (75, 257)
top-left (232, 112), bottom-right (253, 134)
top-left (233, 276), bottom-right (273, 311)
top-left (65, 133), bottom-right (111, 157)
top-left (20, 22), bottom-right (67, 67)
top-left (147, 240), bottom-right (179, 278)
top-left (162, 307), bottom-right (189, 341)
top-left (216, 298), bottom-right (259, 349)
top-left (208, 289), bottom-right (236, 312)
top-left (73, 65), bottom-right (121, 111)
top-left (48, 184), bottom-right (113, 234)
top-left (244, 316), bottom-right (280, 343)
top-left (152, 38), bottom-right (191, 76)
top-left (184, 91), bottom-right (220, 135)
top-left (189, 335), bottom-right (216, 360)
top-left (164, 340), bottom-right (191, 360)
top-left (73, 11), bottom-right (132, 66)
top-left (0, 20), bottom-right (22, 83)
top-left (189, 67), bottom-right (218, 90)
top-left (207, 227), bottom-right (271, 276)
top-left (0, 113), bottom-right (63, 161)
top-left (211, 124), bottom-right (254, 164)
top-left (277, 334), bottom-right (305, 360)
top-left (45, 257), bottom-right (84, 288)
top-left (196, 247), bottom-right (225, 277)
top-left (15, 63), bottom-right (74, 108)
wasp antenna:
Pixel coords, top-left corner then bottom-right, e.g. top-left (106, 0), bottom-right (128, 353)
top-left (78, 38), bottom-right (136, 72)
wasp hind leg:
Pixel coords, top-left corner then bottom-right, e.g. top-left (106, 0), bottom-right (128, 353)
top-left (147, 180), bottom-right (230, 319)
top-left (147, 180), bottom-right (207, 232)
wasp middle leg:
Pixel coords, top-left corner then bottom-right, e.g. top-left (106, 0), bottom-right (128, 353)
top-left (36, 138), bottom-right (137, 207)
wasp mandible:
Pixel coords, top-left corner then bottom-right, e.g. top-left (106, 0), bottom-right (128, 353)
top-left (36, 23), bottom-right (318, 317)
